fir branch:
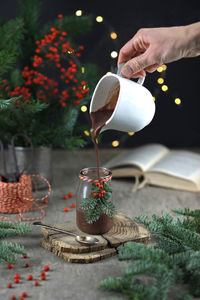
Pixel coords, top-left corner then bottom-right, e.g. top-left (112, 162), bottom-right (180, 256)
top-left (0, 221), bottom-right (31, 264)
top-left (99, 210), bottom-right (200, 299)
top-left (0, 97), bottom-right (18, 110)
top-left (79, 181), bottom-right (116, 224)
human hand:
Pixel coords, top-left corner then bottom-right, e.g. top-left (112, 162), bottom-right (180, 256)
top-left (118, 22), bottom-right (200, 78)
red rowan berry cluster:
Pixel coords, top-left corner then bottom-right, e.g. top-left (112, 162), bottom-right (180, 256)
top-left (1, 14), bottom-right (89, 109)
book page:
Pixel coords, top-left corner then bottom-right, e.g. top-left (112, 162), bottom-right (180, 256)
top-left (148, 150), bottom-right (200, 185)
top-left (105, 144), bottom-right (169, 172)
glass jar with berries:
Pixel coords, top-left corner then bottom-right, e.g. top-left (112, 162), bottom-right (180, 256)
top-left (76, 167), bottom-right (116, 234)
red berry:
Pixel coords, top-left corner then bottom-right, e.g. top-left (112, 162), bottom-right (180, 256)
top-left (58, 14), bottom-right (63, 18)
top-left (8, 264), bottom-right (14, 269)
top-left (101, 190), bottom-right (106, 194)
top-left (68, 192), bottom-right (74, 197)
top-left (7, 283), bottom-right (12, 288)
top-left (27, 275), bottom-right (33, 280)
top-left (10, 295), bottom-right (16, 300)
top-left (41, 275), bottom-right (46, 280)
top-left (99, 184), bottom-right (103, 189)
top-left (21, 292), bottom-right (28, 297)
top-left (95, 182), bottom-right (100, 187)
top-left (71, 203), bottom-right (76, 208)
top-left (19, 297), bottom-right (25, 300)
top-left (23, 255), bottom-right (28, 259)
top-left (25, 263), bottom-right (30, 267)
top-left (43, 199), bottom-right (48, 204)
top-left (14, 273), bottom-right (20, 279)
top-left (99, 193), bottom-right (103, 198)
top-left (93, 192), bottom-right (98, 197)
top-left (44, 265), bottom-right (50, 271)
top-left (14, 278), bottom-right (19, 283)
top-left (64, 194), bottom-right (69, 200)
top-left (41, 271), bottom-right (46, 276)
top-left (64, 207), bottom-right (69, 212)
top-left (34, 281), bottom-right (39, 286)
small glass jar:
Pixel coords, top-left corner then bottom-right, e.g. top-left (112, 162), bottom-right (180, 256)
top-left (76, 167), bottom-right (114, 234)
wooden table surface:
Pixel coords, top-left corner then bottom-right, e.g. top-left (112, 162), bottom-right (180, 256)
top-left (0, 149), bottom-right (199, 300)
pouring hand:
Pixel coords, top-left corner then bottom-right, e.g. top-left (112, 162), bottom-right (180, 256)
top-left (118, 22), bottom-right (200, 79)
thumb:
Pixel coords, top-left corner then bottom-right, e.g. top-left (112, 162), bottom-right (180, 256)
top-left (121, 52), bottom-right (150, 78)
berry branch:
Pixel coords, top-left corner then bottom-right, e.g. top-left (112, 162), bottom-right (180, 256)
top-left (79, 181), bottom-right (117, 224)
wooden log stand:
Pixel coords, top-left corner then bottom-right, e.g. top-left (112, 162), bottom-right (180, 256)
top-left (40, 213), bottom-right (150, 263)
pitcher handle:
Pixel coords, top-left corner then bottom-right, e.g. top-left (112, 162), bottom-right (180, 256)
top-left (117, 62), bottom-right (145, 85)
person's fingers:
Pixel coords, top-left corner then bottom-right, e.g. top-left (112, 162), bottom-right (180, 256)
top-left (118, 39), bottom-right (137, 67)
top-left (124, 70), bottom-right (146, 78)
top-left (121, 51), bottom-right (150, 78)
top-left (144, 63), bottom-right (160, 73)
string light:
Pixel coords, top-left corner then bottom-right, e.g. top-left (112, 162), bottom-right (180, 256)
top-left (174, 98), bottom-right (181, 105)
top-left (81, 66), bottom-right (85, 73)
top-left (157, 66), bottom-right (163, 73)
top-left (84, 130), bottom-right (90, 136)
top-left (110, 32), bottom-right (117, 39)
top-left (81, 105), bottom-right (87, 112)
top-left (112, 140), bottom-right (119, 147)
top-left (157, 78), bottom-right (164, 84)
top-left (96, 16), bottom-right (103, 22)
top-left (75, 10), bottom-right (82, 16)
top-left (128, 132), bottom-right (135, 136)
top-left (106, 71), bottom-right (112, 74)
top-left (110, 51), bottom-right (118, 58)
top-left (161, 64), bottom-right (167, 71)
top-left (152, 96), bottom-right (156, 101)
top-left (161, 85), bottom-right (168, 92)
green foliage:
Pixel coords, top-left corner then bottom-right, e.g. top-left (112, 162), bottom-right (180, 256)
top-left (0, 0), bottom-right (98, 149)
top-left (79, 181), bottom-right (116, 224)
top-left (0, 221), bottom-right (32, 263)
top-left (99, 209), bottom-right (200, 300)
top-left (0, 18), bottom-right (24, 75)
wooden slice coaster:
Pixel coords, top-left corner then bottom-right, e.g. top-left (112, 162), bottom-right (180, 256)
top-left (40, 213), bottom-right (150, 263)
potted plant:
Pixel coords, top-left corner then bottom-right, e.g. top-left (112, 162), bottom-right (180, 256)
top-left (0, 0), bottom-right (98, 186)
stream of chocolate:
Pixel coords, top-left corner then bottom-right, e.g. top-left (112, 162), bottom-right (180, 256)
top-left (90, 82), bottom-right (120, 179)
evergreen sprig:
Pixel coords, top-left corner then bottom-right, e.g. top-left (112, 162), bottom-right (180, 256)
top-left (99, 209), bottom-right (200, 300)
top-left (79, 181), bottom-right (116, 224)
top-left (0, 221), bottom-right (32, 263)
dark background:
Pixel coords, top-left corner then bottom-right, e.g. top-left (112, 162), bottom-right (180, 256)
top-left (1, 0), bottom-right (200, 148)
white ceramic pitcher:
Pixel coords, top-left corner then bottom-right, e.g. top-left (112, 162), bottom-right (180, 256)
top-left (89, 63), bottom-right (155, 133)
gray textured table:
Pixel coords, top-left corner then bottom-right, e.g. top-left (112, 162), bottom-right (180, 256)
top-left (1, 149), bottom-right (200, 300)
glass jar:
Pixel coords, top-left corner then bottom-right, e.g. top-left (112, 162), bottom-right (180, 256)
top-left (76, 167), bottom-right (115, 234)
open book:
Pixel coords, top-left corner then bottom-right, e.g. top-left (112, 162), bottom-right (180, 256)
top-left (104, 144), bottom-right (200, 192)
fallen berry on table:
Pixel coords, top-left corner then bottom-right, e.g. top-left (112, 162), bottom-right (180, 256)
top-left (14, 278), bottom-right (19, 283)
top-left (43, 199), bottom-right (48, 204)
top-left (41, 271), bottom-right (46, 276)
top-left (43, 265), bottom-right (50, 271)
top-left (14, 273), bottom-right (20, 279)
top-left (27, 275), bottom-right (33, 280)
top-left (34, 281), bottom-right (39, 286)
top-left (8, 264), bottom-right (14, 269)
top-left (68, 192), bottom-right (74, 198)
top-left (71, 203), bottom-right (76, 208)
top-left (7, 283), bottom-right (12, 288)
top-left (41, 275), bottom-right (46, 280)
top-left (19, 297), bottom-right (25, 300)
top-left (21, 292), bottom-right (28, 297)
top-left (64, 194), bottom-right (69, 200)
top-left (25, 263), bottom-right (30, 268)
top-left (64, 207), bottom-right (69, 212)
top-left (10, 295), bottom-right (16, 300)
top-left (23, 255), bottom-right (28, 259)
